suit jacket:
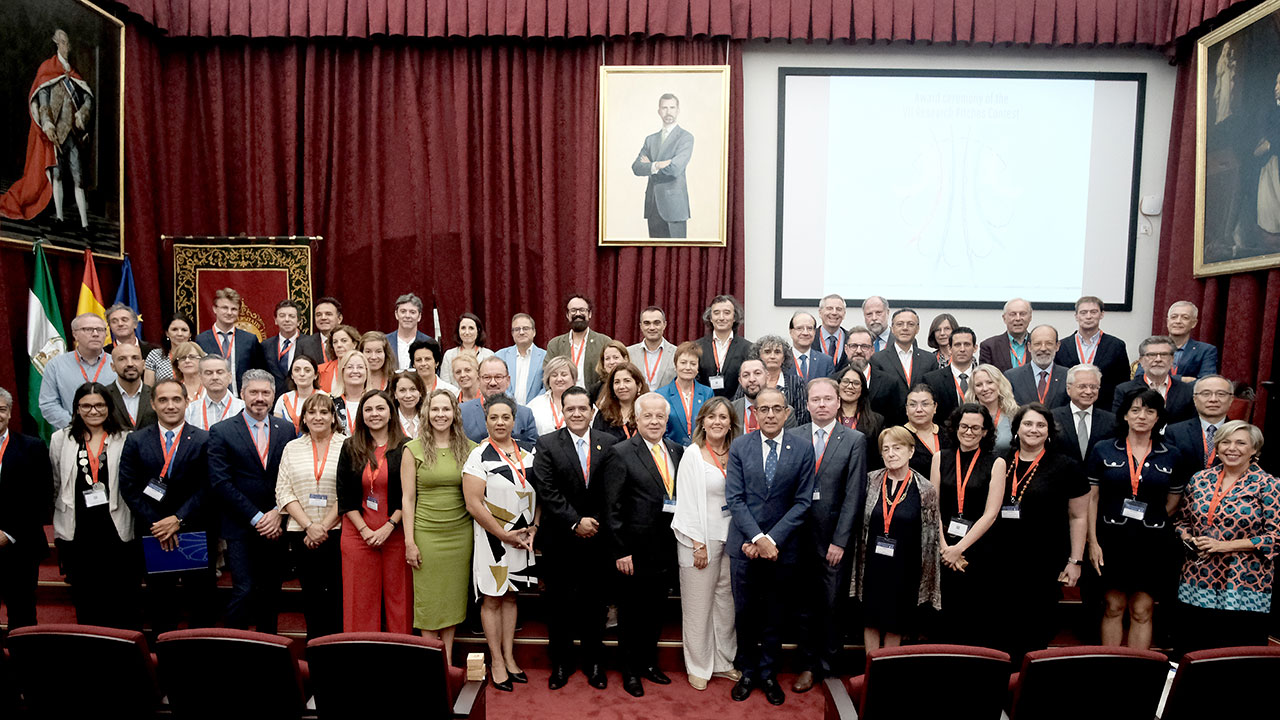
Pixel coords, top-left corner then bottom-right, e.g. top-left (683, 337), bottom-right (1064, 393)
top-left (695, 334), bottom-right (753, 399)
top-left (118, 423), bottom-right (210, 532)
top-left (788, 423), bottom-right (867, 554)
top-left (50, 428), bottom-right (133, 542)
top-left (385, 330), bottom-right (433, 368)
top-left (656, 380), bottom-right (714, 446)
top-left (816, 327), bottom-right (850, 370)
top-left (106, 381), bottom-right (158, 429)
top-left (1051, 405), bottom-right (1117, 464)
top-left (732, 397), bottom-right (799, 432)
top-left (1111, 376), bottom-right (1196, 424)
top-left (532, 428), bottom-right (619, 555)
top-left (335, 442), bottom-right (405, 515)
top-left (1005, 363), bottom-right (1069, 409)
top-left (1163, 417), bottom-right (1218, 470)
top-left (261, 334), bottom-right (324, 396)
top-left (631, 125), bottom-right (694, 222)
top-left (195, 327), bottom-right (266, 392)
top-left (1055, 331), bottom-right (1131, 409)
top-left (459, 398), bottom-right (539, 444)
top-left (496, 344), bottom-right (548, 403)
top-left (1135, 338), bottom-right (1220, 381)
top-left (0, 432), bottom-right (52, 558)
top-left (978, 333), bottom-right (1027, 373)
top-left (105, 339), bottom-right (161, 362)
top-left (603, 435), bottom-right (685, 561)
top-left (206, 411), bottom-right (294, 539)
top-left (546, 329), bottom-right (614, 391)
top-left (627, 340), bottom-right (679, 391)
top-left (923, 366), bottom-right (968, 425)
top-left (867, 345), bottom-right (939, 428)
top-left (793, 348), bottom-right (837, 385)
top-left (724, 431), bottom-right (816, 564)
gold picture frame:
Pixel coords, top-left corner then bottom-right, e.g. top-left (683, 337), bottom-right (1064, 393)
top-left (170, 238), bottom-right (317, 335)
top-left (598, 65), bottom-right (730, 247)
top-left (1194, 0), bottom-right (1280, 276)
top-left (0, 0), bottom-right (125, 259)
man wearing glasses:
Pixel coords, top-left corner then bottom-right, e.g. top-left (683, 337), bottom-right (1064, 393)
top-left (840, 327), bottom-right (876, 381)
top-left (459, 357), bottom-right (539, 442)
top-left (1051, 364), bottom-right (1117, 464)
top-left (1163, 375), bottom-right (1234, 469)
top-left (1111, 336), bottom-right (1196, 422)
top-left (497, 313), bottom-right (546, 405)
top-left (39, 312), bottom-right (118, 429)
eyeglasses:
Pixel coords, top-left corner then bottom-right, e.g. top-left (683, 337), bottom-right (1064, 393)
top-left (1070, 383), bottom-right (1100, 391)
top-left (838, 379), bottom-right (861, 388)
top-left (511, 326), bottom-right (533, 333)
top-left (479, 374), bottom-right (509, 383)
top-left (957, 423), bottom-right (985, 434)
top-left (76, 327), bottom-right (107, 335)
top-left (177, 354), bottom-right (202, 361)
top-left (845, 343), bottom-right (873, 352)
top-left (755, 405), bottom-right (788, 415)
top-left (1194, 390), bottom-right (1232, 399)
top-left (1142, 351), bottom-right (1174, 359)
top-left (78, 403), bottom-right (108, 413)
top-left (792, 325), bottom-right (816, 332)
top-left (906, 401), bottom-right (935, 410)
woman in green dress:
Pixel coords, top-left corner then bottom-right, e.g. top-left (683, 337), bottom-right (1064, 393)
top-left (401, 388), bottom-right (475, 663)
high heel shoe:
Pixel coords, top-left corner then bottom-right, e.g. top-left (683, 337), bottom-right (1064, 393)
top-left (491, 673), bottom-right (514, 692)
top-left (508, 670), bottom-right (528, 684)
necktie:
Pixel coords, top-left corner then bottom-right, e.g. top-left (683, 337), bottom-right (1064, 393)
top-left (577, 437), bottom-right (588, 475)
top-left (254, 421), bottom-right (266, 456)
top-left (1076, 411), bottom-right (1089, 459)
top-left (764, 438), bottom-right (778, 488)
top-left (651, 443), bottom-right (673, 496)
top-left (218, 332), bottom-right (232, 357)
top-left (874, 336), bottom-right (882, 352)
top-left (747, 406), bottom-right (757, 433)
top-left (958, 372), bottom-right (969, 393)
top-left (1037, 370), bottom-right (1048, 398)
top-left (800, 353), bottom-right (809, 377)
top-left (1206, 424), bottom-right (1217, 443)
top-left (280, 337), bottom-right (291, 363)
top-left (814, 428), bottom-right (826, 463)
top-left (827, 336), bottom-right (836, 357)
top-left (164, 429), bottom-right (175, 456)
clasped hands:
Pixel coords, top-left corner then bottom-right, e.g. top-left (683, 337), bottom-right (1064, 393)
top-left (359, 522), bottom-right (395, 548)
top-left (940, 543), bottom-right (968, 572)
top-left (151, 515), bottom-right (182, 551)
top-left (741, 535), bottom-right (778, 561)
top-left (503, 526), bottom-right (535, 552)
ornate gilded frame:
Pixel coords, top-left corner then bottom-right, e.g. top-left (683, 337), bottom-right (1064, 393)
top-left (169, 238), bottom-right (317, 334)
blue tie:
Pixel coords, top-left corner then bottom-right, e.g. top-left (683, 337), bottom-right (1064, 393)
top-left (164, 429), bottom-right (175, 456)
top-left (800, 353), bottom-right (809, 377)
top-left (874, 336), bottom-right (882, 352)
top-left (577, 437), bottom-right (588, 473)
top-left (764, 438), bottom-right (778, 489)
top-left (814, 427), bottom-right (826, 463)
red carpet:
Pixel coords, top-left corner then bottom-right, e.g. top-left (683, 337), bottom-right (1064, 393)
top-left (487, 668), bottom-right (824, 719)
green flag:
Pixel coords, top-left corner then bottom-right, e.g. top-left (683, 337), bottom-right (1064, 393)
top-left (27, 243), bottom-right (65, 441)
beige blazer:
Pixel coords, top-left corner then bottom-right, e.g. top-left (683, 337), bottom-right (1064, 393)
top-left (50, 427), bottom-right (134, 542)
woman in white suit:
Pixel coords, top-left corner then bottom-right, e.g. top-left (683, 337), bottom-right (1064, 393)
top-left (672, 396), bottom-right (743, 690)
top-left (50, 381), bottom-right (139, 629)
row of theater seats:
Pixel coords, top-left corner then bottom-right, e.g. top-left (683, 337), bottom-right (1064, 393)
top-left (823, 643), bottom-right (1280, 720)
top-left (0, 625), bottom-right (485, 719)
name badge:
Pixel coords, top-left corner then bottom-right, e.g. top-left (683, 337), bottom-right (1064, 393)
top-left (1001, 505), bottom-right (1021, 520)
top-left (947, 516), bottom-right (972, 538)
top-left (662, 497), bottom-right (677, 514)
top-left (721, 503), bottom-right (732, 518)
top-left (83, 488), bottom-right (108, 508)
top-left (874, 536), bottom-right (897, 557)
top-left (144, 480), bottom-right (168, 501)
top-left (709, 375), bottom-right (725, 390)
top-left (308, 493), bottom-right (329, 508)
top-left (1122, 498), bottom-right (1148, 521)
top-left (812, 490), bottom-right (822, 501)
top-left (366, 495), bottom-right (379, 511)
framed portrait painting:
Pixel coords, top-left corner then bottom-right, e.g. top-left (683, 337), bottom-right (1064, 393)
top-left (0, 0), bottom-right (125, 258)
top-left (1195, 0), bottom-right (1280, 276)
top-left (599, 65), bottom-right (730, 247)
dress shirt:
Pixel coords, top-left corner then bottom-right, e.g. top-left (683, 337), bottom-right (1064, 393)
top-left (819, 327), bottom-right (844, 360)
top-left (641, 343), bottom-right (665, 385)
top-left (896, 344), bottom-right (914, 374)
top-left (570, 333), bottom-right (589, 387)
top-left (1076, 330), bottom-right (1102, 362)
top-left (1008, 334), bottom-right (1028, 366)
top-left (792, 348), bottom-right (811, 377)
top-left (873, 329), bottom-right (891, 353)
top-left (0, 430), bottom-right (11, 543)
top-left (38, 350), bottom-right (119, 429)
top-left (277, 332), bottom-right (299, 368)
top-left (1147, 375), bottom-right (1172, 398)
top-left (811, 420), bottom-right (837, 460)
top-left (1033, 363), bottom-right (1053, 394)
top-left (751, 431), bottom-right (788, 544)
top-left (711, 334), bottom-right (732, 374)
top-left (212, 326), bottom-right (239, 388)
top-left (569, 428), bottom-right (591, 481)
top-left (399, 409), bottom-right (418, 439)
top-left (950, 363), bottom-right (973, 383)
top-left (643, 437), bottom-right (676, 486)
top-left (394, 331), bottom-right (417, 371)
top-left (1070, 402), bottom-right (1093, 438)
top-left (115, 380), bottom-right (143, 425)
top-left (245, 413), bottom-right (275, 526)
top-left (184, 392), bottom-right (244, 430)
top-left (1200, 416), bottom-right (1225, 442)
top-left (513, 347), bottom-right (533, 405)
top-left (650, 124), bottom-right (679, 174)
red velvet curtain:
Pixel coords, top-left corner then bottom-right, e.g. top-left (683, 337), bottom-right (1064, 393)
top-left (1153, 51), bottom-right (1278, 428)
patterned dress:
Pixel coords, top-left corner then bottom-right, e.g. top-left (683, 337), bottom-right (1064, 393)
top-left (463, 439), bottom-right (538, 597)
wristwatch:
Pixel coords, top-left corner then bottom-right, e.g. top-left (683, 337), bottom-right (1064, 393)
top-left (1067, 557), bottom-right (1083, 566)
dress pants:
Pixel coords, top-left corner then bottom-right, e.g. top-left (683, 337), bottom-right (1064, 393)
top-left (340, 519), bottom-right (411, 633)
top-left (292, 530), bottom-right (343, 639)
top-left (677, 540), bottom-right (737, 680)
top-left (618, 547), bottom-right (674, 675)
top-left (731, 555), bottom-right (794, 682)
top-left (795, 545), bottom-right (852, 677)
top-left (0, 548), bottom-right (39, 629)
top-left (224, 533), bottom-right (287, 633)
top-left (541, 538), bottom-right (609, 670)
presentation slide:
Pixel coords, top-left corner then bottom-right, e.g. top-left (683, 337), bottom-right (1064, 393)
top-left (777, 70), bottom-right (1144, 309)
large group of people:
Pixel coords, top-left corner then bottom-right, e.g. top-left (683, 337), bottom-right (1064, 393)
top-left (1, 288), bottom-right (1274, 706)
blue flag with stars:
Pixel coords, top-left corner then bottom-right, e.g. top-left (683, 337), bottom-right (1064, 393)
top-left (112, 256), bottom-right (142, 338)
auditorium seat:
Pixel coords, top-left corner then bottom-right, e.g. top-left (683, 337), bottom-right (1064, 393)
top-left (156, 628), bottom-right (310, 719)
top-left (1161, 646), bottom-right (1280, 720)
top-left (1008, 645), bottom-right (1168, 719)
top-left (823, 644), bottom-right (1010, 720)
top-left (5, 624), bottom-right (162, 717)
top-left (306, 632), bottom-right (484, 719)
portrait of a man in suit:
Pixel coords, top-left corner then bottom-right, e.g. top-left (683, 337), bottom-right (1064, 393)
top-left (631, 93), bottom-right (694, 239)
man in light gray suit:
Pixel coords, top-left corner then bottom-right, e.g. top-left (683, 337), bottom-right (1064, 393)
top-left (631, 93), bottom-right (694, 238)
top-left (627, 306), bottom-right (678, 390)
top-left (1005, 324), bottom-right (1069, 409)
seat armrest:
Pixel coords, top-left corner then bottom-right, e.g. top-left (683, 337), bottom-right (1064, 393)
top-left (452, 679), bottom-right (486, 719)
top-left (823, 676), bottom-right (858, 720)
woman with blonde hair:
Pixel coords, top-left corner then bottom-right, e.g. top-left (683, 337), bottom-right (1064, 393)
top-left (358, 331), bottom-right (397, 391)
top-left (319, 324), bottom-right (361, 393)
top-left (451, 353), bottom-right (483, 403)
top-left (170, 340), bottom-right (207, 403)
top-left (964, 363), bottom-right (1018, 455)
top-left (526, 356), bottom-right (579, 435)
top-left (331, 350), bottom-right (370, 435)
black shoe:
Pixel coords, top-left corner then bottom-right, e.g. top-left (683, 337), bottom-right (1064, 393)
top-left (549, 666), bottom-right (572, 690)
top-left (587, 664), bottom-right (608, 689)
top-left (623, 674), bottom-right (644, 697)
top-left (492, 675), bottom-right (514, 692)
top-left (508, 670), bottom-right (528, 684)
top-left (762, 677), bottom-right (785, 706)
top-left (731, 676), bottom-right (756, 702)
top-left (641, 666), bottom-right (671, 685)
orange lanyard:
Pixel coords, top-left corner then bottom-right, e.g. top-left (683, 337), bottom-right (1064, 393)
top-left (342, 396), bottom-right (357, 435)
top-left (311, 438), bottom-right (331, 489)
top-left (822, 329), bottom-right (843, 362)
top-left (1205, 468), bottom-right (1234, 526)
top-left (955, 449), bottom-right (981, 515)
top-left (1010, 448), bottom-right (1045, 499)
top-left (622, 424), bottom-right (634, 439)
top-left (652, 443), bottom-right (674, 497)
top-left (881, 470), bottom-right (912, 535)
top-left (243, 415), bottom-right (269, 467)
top-left (158, 427), bottom-right (183, 479)
top-left (712, 336), bottom-right (729, 372)
top-left (213, 329), bottom-right (235, 360)
top-left (203, 397), bottom-right (232, 428)
top-left (814, 429), bottom-right (831, 473)
top-left (277, 336), bottom-right (293, 361)
top-left (1009, 339), bottom-right (1027, 367)
top-left (282, 394), bottom-right (301, 432)
top-left (1076, 331), bottom-right (1102, 365)
top-left (489, 439), bottom-right (528, 488)
top-left (1036, 370), bottom-right (1051, 404)
top-left (900, 351), bottom-right (913, 382)
top-left (570, 335), bottom-right (587, 370)
top-left (643, 347), bottom-right (663, 385)
top-left (708, 446), bottom-right (727, 477)
top-left (550, 399), bottom-right (564, 429)
top-left (1150, 376), bottom-right (1172, 397)
top-left (0, 433), bottom-right (8, 467)
top-left (77, 354), bottom-right (106, 384)
top-left (1126, 439), bottom-right (1150, 496)
top-left (581, 440), bottom-right (592, 482)
top-left (678, 384), bottom-right (695, 437)
top-left (1203, 427), bottom-right (1217, 468)
top-left (917, 429), bottom-right (939, 455)
top-left (86, 435), bottom-right (107, 487)
top-left (952, 373), bottom-right (966, 402)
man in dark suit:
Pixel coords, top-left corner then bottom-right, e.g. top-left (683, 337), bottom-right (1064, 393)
top-left (106, 343), bottom-right (157, 429)
top-left (0, 387), bottom-right (53, 629)
top-left (725, 388), bottom-right (815, 705)
top-left (788, 378), bottom-right (866, 693)
top-left (207, 369), bottom-right (293, 632)
top-left (978, 298), bottom-right (1033, 372)
top-left (924, 326), bottom-right (978, 423)
top-left (1005, 325), bottom-right (1069, 409)
top-left (546, 294), bottom-right (614, 391)
top-left (631, 93), bottom-right (694, 238)
top-left (1052, 364), bottom-right (1117, 464)
top-left (603, 393), bottom-right (685, 697)
top-left (860, 296), bottom-right (892, 355)
top-left (839, 326), bottom-right (877, 379)
top-left (1156, 301), bottom-right (1219, 382)
top-left (309, 296), bottom-right (344, 364)
top-left (104, 302), bottom-right (160, 361)
top-left (816, 295), bottom-right (850, 369)
top-left (459, 358), bottom-right (538, 442)
top-left (1163, 375), bottom-right (1232, 471)
top-left (262, 299), bottom-right (323, 396)
top-left (695, 295), bottom-right (753, 398)
top-left (1112, 336), bottom-right (1196, 423)
top-left (733, 358), bottom-right (798, 434)
top-left (532, 386), bottom-right (618, 690)
top-left (868, 309), bottom-right (939, 427)
top-left (1055, 296), bottom-right (1131, 409)
top-left (194, 287), bottom-right (266, 394)
top-left (118, 378), bottom-right (216, 631)
top-left (789, 311), bottom-right (837, 384)
top-left (385, 293), bottom-right (433, 372)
